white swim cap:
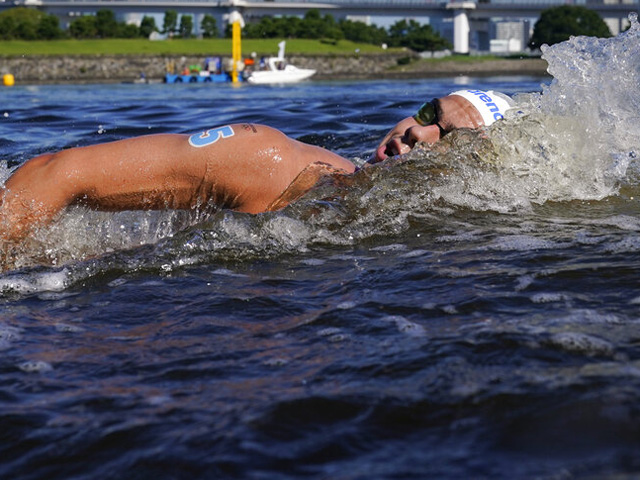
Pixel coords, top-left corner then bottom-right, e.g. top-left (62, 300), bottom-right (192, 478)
top-left (449, 89), bottom-right (514, 126)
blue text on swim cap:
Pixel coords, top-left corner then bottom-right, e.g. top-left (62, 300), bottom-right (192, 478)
top-left (467, 90), bottom-right (504, 121)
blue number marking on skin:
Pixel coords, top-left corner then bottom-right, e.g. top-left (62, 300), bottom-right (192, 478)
top-left (189, 125), bottom-right (235, 148)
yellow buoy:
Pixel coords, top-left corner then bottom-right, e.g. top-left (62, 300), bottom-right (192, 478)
top-left (3, 74), bottom-right (15, 87)
top-left (228, 11), bottom-right (244, 85)
top-left (231, 21), bottom-right (241, 84)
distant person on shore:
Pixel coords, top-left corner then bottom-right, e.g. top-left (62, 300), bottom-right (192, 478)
top-left (0, 89), bottom-right (513, 248)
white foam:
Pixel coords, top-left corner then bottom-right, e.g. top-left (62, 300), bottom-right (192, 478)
top-left (382, 315), bottom-right (427, 338)
top-left (211, 268), bottom-right (248, 278)
top-left (336, 301), bottom-right (357, 310)
top-left (549, 309), bottom-right (623, 325)
top-left (591, 215), bottom-right (640, 231)
top-left (0, 269), bottom-right (69, 295)
top-left (318, 327), bottom-right (342, 337)
top-left (262, 215), bottom-right (311, 249)
top-left (18, 360), bottom-right (54, 373)
top-left (301, 258), bottom-right (325, 266)
top-left (531, 292), bottom-right (570, 303)
top-left (486, 235), bottom-right (566, 252)
top-left (371, 244), bottom-right (407, 252)
top-left (55, 323), bottom-right (85, 333)
top-left (547, 332), bottom-right (614, 356)
top-left (400, 249), bottom-right (430, 258)
top-left (0, 160), bottom-right (15, 185)
top-left (0, 324), bottom-right (22, 350)
top-left (414, 18), bottom-right (640, 215)
top-left (604, 235), bottom-right (640, 253)
top-left (515, 275), bottom-right (535, 292)
top-left (442, 305), bottom-right (458, 314)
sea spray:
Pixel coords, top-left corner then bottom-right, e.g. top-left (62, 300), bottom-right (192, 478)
top-left (2, 21), bottom-right (640, 275)
top-left (304, 17), bottom-right (640, 218)
top-left (439, 13), bottom-right (640, 209)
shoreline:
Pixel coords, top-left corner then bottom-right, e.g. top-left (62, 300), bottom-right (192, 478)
top-left (1, 54), bottom-right (550, 84)
top-left (384, 57), bottom-right (549, 78)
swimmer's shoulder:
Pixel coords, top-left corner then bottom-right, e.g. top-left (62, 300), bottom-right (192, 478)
top-left (266, 160), bottom-right (353, 212)
top-left (183, 123), bottom-right (352, 166)
top-left (183, 123), bottom-right (276, 148)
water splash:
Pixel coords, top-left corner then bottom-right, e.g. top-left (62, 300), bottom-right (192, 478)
top-left (420, 14), bottom-right (640, 211)
top-left (2, 21), bottom-right (640, 278)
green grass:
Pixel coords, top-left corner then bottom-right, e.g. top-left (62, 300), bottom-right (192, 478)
top-left (0, 38), bottom-right (397, 56)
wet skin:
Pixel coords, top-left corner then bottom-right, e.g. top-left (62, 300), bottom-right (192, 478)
top-left (371, 95), bottom-right (485, 164)
top-left (0, 95), bottom-right (485, 253)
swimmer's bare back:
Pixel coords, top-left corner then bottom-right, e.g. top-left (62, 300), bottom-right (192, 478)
top-left (0, 123), bottom-right (356, 245)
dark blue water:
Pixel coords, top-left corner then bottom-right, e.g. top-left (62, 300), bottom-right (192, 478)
top-left (2, 51), bottom-right (640, 479)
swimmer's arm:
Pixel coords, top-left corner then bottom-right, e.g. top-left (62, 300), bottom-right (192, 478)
top-left (75, 126), bottom-right (354, 214)
top-left (0, 134), bottom-right (211, 244)
top-left (0, 152), bottom-right (73, 245)
top-left (0, 126), bottom-right (356, 245)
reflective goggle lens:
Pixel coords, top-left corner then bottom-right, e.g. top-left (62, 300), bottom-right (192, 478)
top-left (414, 100), bottom-right (437, 126)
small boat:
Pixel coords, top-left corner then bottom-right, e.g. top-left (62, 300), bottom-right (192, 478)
top-left (247, 42), bottom-right (316, 85)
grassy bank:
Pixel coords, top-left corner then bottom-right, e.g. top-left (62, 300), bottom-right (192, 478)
top-left (0, 38), bottom-right (397, 56)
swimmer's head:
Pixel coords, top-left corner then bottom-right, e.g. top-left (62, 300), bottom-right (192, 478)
top-left (446, 89), bottom-right (514, 126)
top-left (371, 89), bottom-right (513, 164)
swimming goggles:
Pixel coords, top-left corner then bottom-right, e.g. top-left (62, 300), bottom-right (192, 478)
top-left (414, 100), bottom-right (447, 137)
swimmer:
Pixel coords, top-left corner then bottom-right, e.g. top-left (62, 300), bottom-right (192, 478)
top-left (0, 89), bottom-right (512, 247)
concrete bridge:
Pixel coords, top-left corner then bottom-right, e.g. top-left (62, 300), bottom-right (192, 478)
top-left (3, 0), bottom-right (639, 52)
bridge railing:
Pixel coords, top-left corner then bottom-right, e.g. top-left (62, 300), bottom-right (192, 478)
top-left (261, 0), bottom-right (444, 3)
top-left (240, 0), bottom-right (638, 4)
top-left (29, 0), bottom-right (640, 6)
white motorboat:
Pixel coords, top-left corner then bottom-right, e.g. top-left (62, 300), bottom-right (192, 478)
top-left (247, 42), bottom-right (316, 85)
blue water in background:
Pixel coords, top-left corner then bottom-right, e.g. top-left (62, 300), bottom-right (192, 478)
top-left (3, 76), bottom-right (640, 479)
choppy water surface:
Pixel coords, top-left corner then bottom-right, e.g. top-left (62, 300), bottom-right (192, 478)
top-left (2, 18), bottom-right (640, 479)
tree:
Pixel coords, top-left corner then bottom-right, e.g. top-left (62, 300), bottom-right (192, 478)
top-left (299, 10), bottom-right (342, 40)
top-left (319, 13), bottom-right (343, 41)
top-left (14, 20), bottom-right (37, 40)
top-left (201, 14), bottom-right (217, 38)
top-left (118, 23), bottom-right (140, 38)
top-left (240, 12), bottom-right (400, 46)
top-left (529, 5), bottom-right (611, 50)
top-left (281, 17), bottom-right (303, 38)
top-left (95, 9), bottom-right (118, 38)
top-left (242, 16), bottom-right (282, 38)
top-left (0, 16), bottom-right (15, 40)
top-left (0, 7), bottom-right (62, 40)
top-left (69, 15), bottom-right (97, 39)
top-left (388, 19), bottom-right (451, 51)
top-left (339, 19), bottom-right (387, 45)
top-left (37, 14), bottom-right (63, 40)
top-left (139, 16), bottom-right (157, 38)
top-left (68, 10), bottom-right (140, 39)
top-left (179, 14), bottom-right (193, 38)
top-left (163, 10), bottom-right (178, 36)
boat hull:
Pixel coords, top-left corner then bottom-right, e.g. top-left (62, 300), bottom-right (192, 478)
top-left (247, 67), bottom-right (316, 85)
